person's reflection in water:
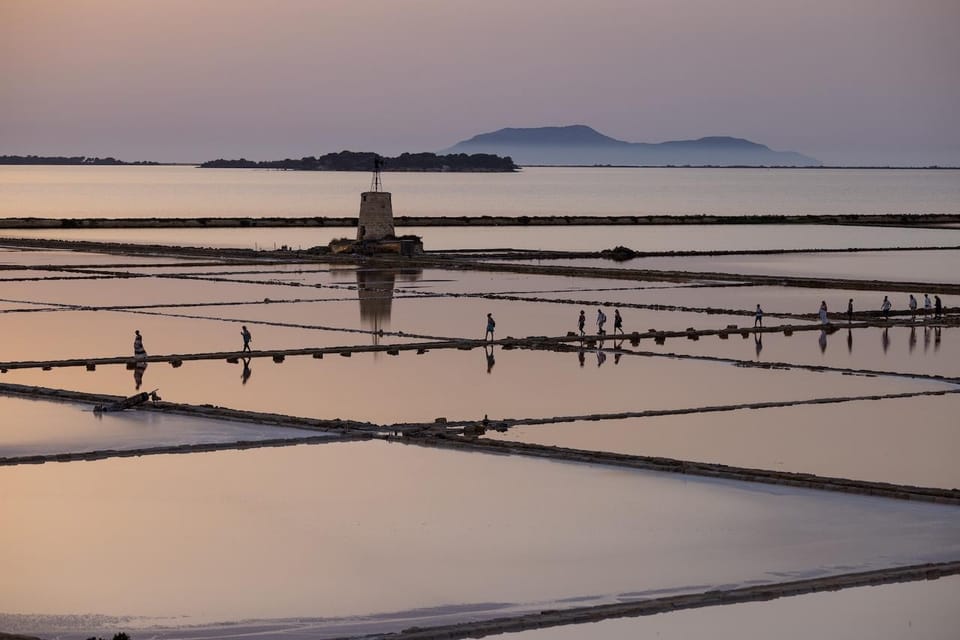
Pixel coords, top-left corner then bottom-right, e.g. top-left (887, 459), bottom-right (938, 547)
top-left (484, 344), bottom-right (495, 374)
top-left (909, 326), bottom-right (917, 354)
top-left (881, 327), bottom-right (890, 354)
top-left (578, 348), bottom-right (585, 368)
top-left (613, 338), bottom-right (623, 365)
top-left (818, 329), bottom-right (827, 354)
top-left (754, 333), bottom-right (763, 359)
top-left (595, 337), bottom-right (607, 367)
top-left (923, 327), bottom-right (931, 353)
top-left (934, 327), bottom-right (942, 352)
top-left (133, 362), bottom-right (147, 390)
top-left (846, 328), bottom-right (853, 354)
top-left (241, 357), bottom-right (252, 385)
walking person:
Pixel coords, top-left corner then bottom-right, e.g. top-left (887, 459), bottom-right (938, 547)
top-left (133, 330), bottom-right (147, 359)
top-left (754, 304), bottom-right (763, 328)
top-left (908, 294), bottom-right (918, 320)
top-left (847, 298), bottom-right (854, 324)
top-left (881, 295), bottom-right (892, 320)
top-left (578, 309), bottom-right (586, 336)
top-left (485, 313), bottom-right (496, 342)
top-left (934, 295), bottom-right (942, 319)
top-left (613, 308), bottom-right (623, 335)
top-left (241, 325), bottom-right (252, 352)
top-left (596, 308), bottom-right (607, 335)
top-left (924, 294), bottom-right (932, 318)
top-left (818, 301), bottom-right (829, 325)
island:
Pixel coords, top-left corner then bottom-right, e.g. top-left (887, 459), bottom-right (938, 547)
top-left (0, 155), bottom-right (161, 165)
top-left (200, 151), bottom-right (517, 172)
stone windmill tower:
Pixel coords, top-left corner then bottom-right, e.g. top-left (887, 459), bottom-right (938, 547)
top-left (356, 156), bottom-right (394, 241)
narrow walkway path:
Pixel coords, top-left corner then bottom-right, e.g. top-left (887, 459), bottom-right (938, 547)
top-left (0, 319), bottom-right (954, 373)
top-left (352, 561), bottom-right (960, 640)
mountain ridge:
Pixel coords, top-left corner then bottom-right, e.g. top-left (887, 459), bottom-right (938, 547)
top-left (443, 125), bottom-right (819, 166)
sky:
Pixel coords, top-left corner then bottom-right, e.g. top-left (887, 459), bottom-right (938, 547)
top-left (2, 0), bottom-right (959, 165)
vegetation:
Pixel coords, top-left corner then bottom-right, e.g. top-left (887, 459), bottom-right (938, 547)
top-left (0, 155), bottom-right (159, 165)
top-left (200, 150), bottom-right (517, 172)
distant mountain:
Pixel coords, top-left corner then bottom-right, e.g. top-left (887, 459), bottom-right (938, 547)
top-left (442, 125), bottom-right (819, 166)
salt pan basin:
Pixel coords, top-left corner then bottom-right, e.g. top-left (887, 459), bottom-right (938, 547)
top-left (2, 440), bottom-right (960, 638)
top-left (0, 395), bottom-right (326, 459)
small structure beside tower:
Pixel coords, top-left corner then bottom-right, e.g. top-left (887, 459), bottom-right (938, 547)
top-left (330, 155), bottom-right (423, 256)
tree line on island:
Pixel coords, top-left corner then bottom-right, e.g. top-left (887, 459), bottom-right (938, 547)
top-left (0, 155), bottom-right (159, 165)
top-left (200, 151), bottom-right (517, 172)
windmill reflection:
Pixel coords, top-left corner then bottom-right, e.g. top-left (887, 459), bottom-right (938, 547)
top-left (355, 267), bottom-right (422, 347)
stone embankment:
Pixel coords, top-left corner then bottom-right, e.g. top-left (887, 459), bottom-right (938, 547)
top-left (2, 213), bottom-right (959, 228)
top-left (350, 561), bottom-right (960, 640)
top-left (3, 380), bottom-right (958, 506)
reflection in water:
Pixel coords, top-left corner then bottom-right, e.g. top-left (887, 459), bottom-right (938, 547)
top-left (596, 337), bottom-right (607, 367)
top-left (909, 327), bottom-right (917, 354)
top-left (355, 268), bottom-right (422, 346)
top-left (484, 344), bottom-right (495, 374)
top-left (847, 328), bottom-right (853, 354)
top-left (924, 327), bottom-right (930, 353)
top-left (241, 357), bottom-right (252, 385)
top-left (578, 348), bottom-right (585, 368)
top-left (754, 333), bottom-right (763, 359)
top-left (133, 362), bottom-right (147, 390)
top-left (818, 330), bottom-right (827, 354)
top-left (882, 328), bottom-right (890, 354)
top-left (935, 327), bottom-right (941, 351)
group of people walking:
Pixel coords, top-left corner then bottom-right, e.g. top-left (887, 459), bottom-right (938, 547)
top-left (578, 308), bottom-right (623, 336)
top-left (880, 293), bottom-right (942, 321)
top-left (754, 294), bottom-right (945, 329)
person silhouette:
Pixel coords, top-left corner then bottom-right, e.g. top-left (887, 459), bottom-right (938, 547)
top-left (133, 330), bottom-right (147, 359)
top-left (881, 296), bottom-right (892, 321)
top-left (754, 304), bottom-right (763, 328)
top-left (241, 325), bottom-right (252, 352)
top-left (596, 308), bottom-right (607, 335)
top-left (818, 301), bottom-right (829, 325)
top-left (908, 294), bottom-right (917, 321)
top-left (613, 309), bottom-right (623, 335)
top-left (847, 299), bottom-right (854, 324)
top-left (485, 313), bottom-right (496, 342)
top-left (578, 309), bottom-right (586, 336)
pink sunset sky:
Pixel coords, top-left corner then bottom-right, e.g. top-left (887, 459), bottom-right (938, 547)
top-left (2, 0), bottom-right (958, 164)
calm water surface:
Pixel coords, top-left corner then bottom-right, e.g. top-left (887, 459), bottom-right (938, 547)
top-left (2, 165), bottom-right (958, 218)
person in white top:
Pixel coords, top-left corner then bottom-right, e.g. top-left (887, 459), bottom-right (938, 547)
top-left (881, 296), bottom-right (892, 320)
top-left (924, 294), bottom-right (932, 318)
top-left (818, 301), bottom-right (829, 325)
top-left (908, 294), bottom-right (918, 320)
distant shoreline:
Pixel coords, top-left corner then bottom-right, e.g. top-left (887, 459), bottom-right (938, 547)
top-left (2, 155), bottom-right (957, 170)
